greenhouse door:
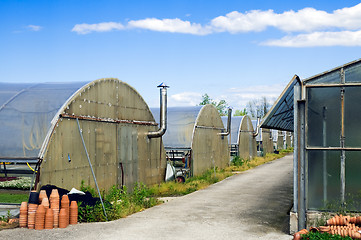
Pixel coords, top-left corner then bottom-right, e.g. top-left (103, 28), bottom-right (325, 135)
top-left (117, 125), bottom-right (138, 189)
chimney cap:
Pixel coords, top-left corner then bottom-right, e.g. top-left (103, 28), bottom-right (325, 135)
top-left (157, 82), bottom-right (169, 88)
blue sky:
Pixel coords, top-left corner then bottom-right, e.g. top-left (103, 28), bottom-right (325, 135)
top-left (1, 0), bottom-right (361, 109)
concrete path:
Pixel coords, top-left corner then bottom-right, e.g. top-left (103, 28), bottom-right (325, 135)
top-left (0, 154), bottom-right (294, 240)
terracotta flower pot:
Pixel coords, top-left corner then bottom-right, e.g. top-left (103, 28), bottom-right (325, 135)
top-left (27, 203), bottom-right (38, 229)
top-left (35, 205), bottom-right (46, 230)
top-left (58, 208), bottom-right (68, 228)
top-left (44, 208), bottom-right (54, 229)
top-left (69, 201), bottom-right (78, 225)
top-left (39, 190), bottom-right (47, 204)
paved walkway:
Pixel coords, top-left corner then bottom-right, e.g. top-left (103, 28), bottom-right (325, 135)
top-left (0, 154), bottom-right (294, 240)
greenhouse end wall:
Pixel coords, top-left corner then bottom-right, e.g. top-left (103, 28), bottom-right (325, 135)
top-left (191, 105), bottom-right (229, 176)
top-left (39, 79), bottom-right (166, 191)
top-left (306, 84), bottom-right (361, 211)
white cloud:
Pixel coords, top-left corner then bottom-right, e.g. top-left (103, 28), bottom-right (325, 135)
top-left (168, 84), bottom-right (283, 110)
top-left (169, 92), bottom-right (202, 107)
top-left (210, 3), bottom-right (361, 33)
top-left (128, 18), bottom-right (211, 35)
top-left (72, 22), bottom-right (125, 34)
top-left (70, 4), bottom-right (361, 47)
top-left (27, 25), bottom-right (42, 31)
top-left (220, 84), bottom-right (283, 109)
top-left (263, 30), bottom-right (361, 47)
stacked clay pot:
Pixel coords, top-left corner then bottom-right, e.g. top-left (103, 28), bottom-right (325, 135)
top-left (58, 208), bottom-right (68, 228)
top-left (35, 205), bottom-right (46, 230)
top-left (41, 197), bottom-right (50, 208)
top-left (39, 190), bottom-right (47, 204)
top-left (44, 208), bottom-right (54, 229)
top-left (18, 189), bottom-right (78, 230)
top-left (69, 201), bottom-right (78, 225)
top-left (61, 195), bottom-right (70, 225)
top-left (27, 203), bottom-right (38, 229)
top-left (50, 189), bottom-right (60, 228)
top-left (313, 215), bottom-right (361, 239)
top-left (327, 214), bottom-right (350, 226)
top-left (19, 201), bottom-right (28, 228)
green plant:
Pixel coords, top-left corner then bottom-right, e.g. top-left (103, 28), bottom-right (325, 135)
top-left (77, 182), bottom-right (159, 223)
top-left (0, 210), bottom-right (11, 222)
top-left (301, 231), bottom-right (352, 239)
top-left (80, 180), bottom-right (97, 197)
top-left (0, 177), bottom-right (32, 190)
top-left (231, 156), bottom-right (248, 167)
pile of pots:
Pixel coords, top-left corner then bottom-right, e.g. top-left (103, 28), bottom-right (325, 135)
top-left (293, 215), bottom-right (361, 240)
top-left (19, 189), bottom-right (78, 230)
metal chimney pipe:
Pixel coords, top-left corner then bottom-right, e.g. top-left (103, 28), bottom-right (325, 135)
top-left (148, 83), bottom-right (169, 138)
top-left (219, 108), bottom-right (232, 136)
top-left (253, 117), bottom-right (261, 137)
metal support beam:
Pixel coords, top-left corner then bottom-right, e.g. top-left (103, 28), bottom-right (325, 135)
top-left (298, 99), bottom-right (306, 230)
top-left (76, 118), bottom-right (108, 221)
top-left (293, 82), bottom-right (301, 215)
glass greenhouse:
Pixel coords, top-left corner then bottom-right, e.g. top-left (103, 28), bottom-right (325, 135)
top-left (262, 59), bottom-right (361, 230)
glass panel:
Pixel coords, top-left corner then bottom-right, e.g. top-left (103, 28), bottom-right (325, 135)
top-left (345, 151), bottom-right (361, 211)
top-left (307, 150), bottom-right (340, 210)
top-left (344, 87), bottom-right (361, 147)
top-left (307, 87), bottom-right (341, 147)
top-left (345, 63), bottom-right (361, 83)
top-left (307, 71), bottom-right (340, 85)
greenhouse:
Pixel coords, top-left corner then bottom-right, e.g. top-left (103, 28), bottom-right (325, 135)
top-left (152, 105), bottom-right (229, 176)
top-left (221, 116), bottom-right (257, 159)
top-left (252, 120), bottom-right (273, 155)
top-left (272, 130), bottom-right (292, 150)
top-left (262, 59), bottom-right (361, 231)
top-left (0, 79), bottom-right (166, 191)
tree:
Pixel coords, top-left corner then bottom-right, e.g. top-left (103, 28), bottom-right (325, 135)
top-left (234, 108), bottom-right (247, 116)
top-left (199, 93), bottom-right (228, 116)
top-left (246, 96), bottom-right (272, 118)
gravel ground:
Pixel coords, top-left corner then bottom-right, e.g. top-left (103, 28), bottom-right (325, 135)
top-left (0, 154), bottom-right (294, 240)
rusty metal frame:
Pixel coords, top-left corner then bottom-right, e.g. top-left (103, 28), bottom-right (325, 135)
top-left (61, 113), bottom-right (158, 126)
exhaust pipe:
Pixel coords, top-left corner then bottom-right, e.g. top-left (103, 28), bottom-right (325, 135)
top-left (253, 117), bottom-right (261, 137)
top-left (148, 83), bottom-right (169, 138)
top-left (219, 108), bottom-right (232, 136)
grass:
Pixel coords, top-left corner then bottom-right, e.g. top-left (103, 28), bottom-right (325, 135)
top-left (0, 192), bottom-right (28, 203)
top-left (78, 182), bottom-right (160, 222)
top-left (150, 148), bottom-right (293, 197)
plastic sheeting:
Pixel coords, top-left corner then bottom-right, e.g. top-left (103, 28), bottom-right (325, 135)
top-left (0, 82), bottom-right (87, 159)
top-left (221, 116), bottom-right (243, 145)
top-left (151, 106), bottom-right (202, 149)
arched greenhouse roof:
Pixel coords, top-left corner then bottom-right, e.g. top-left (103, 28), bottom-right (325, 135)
top-left (0, 82), bottom-right (88, 160)
top-left (151, 106), bottom-right (202, 149)
top-left (221, 116), bottom-right (244, 145)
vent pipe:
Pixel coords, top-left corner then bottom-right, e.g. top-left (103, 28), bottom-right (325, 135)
top-left (253, 117), bottom-right (261, 137)
top-left (219, 108), bottom-right (232, 136)
top-left (148, 83), bottom-right (169, 138)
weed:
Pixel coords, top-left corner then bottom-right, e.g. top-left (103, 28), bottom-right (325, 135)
top-left (77, 182), bottom-right (159, 223)
top-left (301, 231), bottom-right (352, 239)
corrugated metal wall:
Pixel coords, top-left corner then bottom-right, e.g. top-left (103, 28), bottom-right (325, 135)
top-left (191, 105), bottom-right (229, 176)
top-left (238, 115), bottom-right (257, 160)
top-left (39, 79), bottom-right (166, 191)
